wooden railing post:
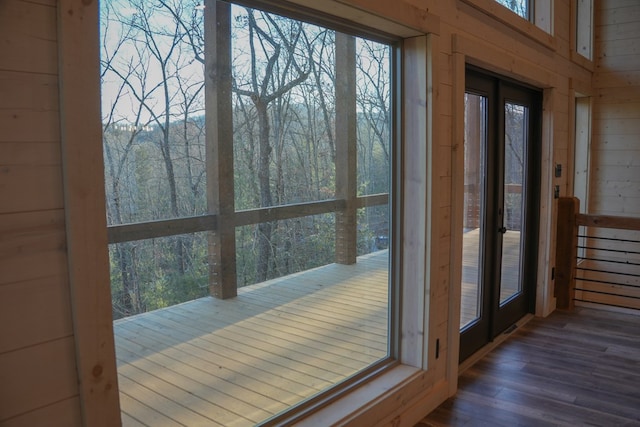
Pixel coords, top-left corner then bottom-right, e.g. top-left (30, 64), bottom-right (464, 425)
top-left (335, 32), bottom-right (358, 265)
top-left (555, 197), bottom-right (579, 309)
top-left (205, 1), bottom-right (237, 299)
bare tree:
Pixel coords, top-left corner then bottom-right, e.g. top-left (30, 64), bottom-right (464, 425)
top-left (232, 9), bottom-right (310, 282)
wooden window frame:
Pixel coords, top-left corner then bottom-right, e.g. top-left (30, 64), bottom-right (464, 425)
top-left (460, 0), bottom-right (556, 49)
top-left (60, 0), bottom-right (452, 425)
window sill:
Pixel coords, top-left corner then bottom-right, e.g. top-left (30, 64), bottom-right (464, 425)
top-left (570, 50), bottom-right (595, 72)
top-left (459, 0), bottom-right (556, 52)
top-left (296, 365), bottom-right (448, 426)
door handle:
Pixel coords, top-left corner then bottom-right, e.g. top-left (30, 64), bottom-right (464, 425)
top-left (498, 226), bottom-right (507, 234)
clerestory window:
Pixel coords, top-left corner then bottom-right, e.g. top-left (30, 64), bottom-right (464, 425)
top-left (495, 0), bottom-right (530, 20)
top-left (100, 0), bottom-right (397, 424)
top-left (462, 0), bottom-right (553, 39)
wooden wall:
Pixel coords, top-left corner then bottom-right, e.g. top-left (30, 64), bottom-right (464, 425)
top-left (2, 0), bottom-right (637, 425)
top-left (0, 0), bottom-right (82, 425)
top-left (591, 1), bottom-right (640, 217)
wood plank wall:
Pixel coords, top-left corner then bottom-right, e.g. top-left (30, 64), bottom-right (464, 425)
top-left (583, 1), bottom-right (640, 310)
top-left (4, 0), bottom-right (639, 425)
top-left (0, 0), bottom-right (82, 425)
top-left (592, 1), bottom-right (640, 217)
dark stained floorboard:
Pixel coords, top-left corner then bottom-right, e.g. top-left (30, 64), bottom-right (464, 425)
top-left (418, 306), bottom-right (640, 427)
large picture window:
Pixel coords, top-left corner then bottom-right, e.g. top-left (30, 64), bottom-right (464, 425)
top-left (101, 0), bottom-right (396, 424)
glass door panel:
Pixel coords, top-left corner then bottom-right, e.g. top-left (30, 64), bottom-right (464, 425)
top-left (459, 68), bottom-right (540, 363)
top-left (499, 102), bottom-right (527, 304)
top-left (461, 93), bottom-right (486, 330)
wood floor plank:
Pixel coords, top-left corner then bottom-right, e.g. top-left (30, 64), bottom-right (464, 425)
top-left (420, 307), bottom-right (640, 426)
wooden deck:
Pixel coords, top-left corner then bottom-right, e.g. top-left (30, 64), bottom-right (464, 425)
top-left (114, 250), bottom-right (389, 426)
top-left (461, 228), bottom-right (522, 328)
top-left (114, 236), bottom-right (525, 426)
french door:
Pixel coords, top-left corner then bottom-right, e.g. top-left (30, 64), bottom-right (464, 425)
top-left (459, 68), bottom-right (541, 362)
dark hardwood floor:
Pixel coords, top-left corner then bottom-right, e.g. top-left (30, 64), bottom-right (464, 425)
top-left (419, 306), bottom-right (640, 427)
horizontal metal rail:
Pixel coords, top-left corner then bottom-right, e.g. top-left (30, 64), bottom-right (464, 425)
top-left (572, 212), bottom-right (640, 311)
top-left (577, 256), bottom-right (640, 267)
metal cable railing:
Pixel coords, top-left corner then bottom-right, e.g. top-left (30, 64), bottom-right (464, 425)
top-left (574, 234), bottom-right (640, 310)
top-left (555, 197), bottom-right (640, 312)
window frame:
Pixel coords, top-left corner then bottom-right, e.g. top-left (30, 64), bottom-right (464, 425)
top-left (570, 0), bottom-right (595, 70)
top-left (60, 0), bottom-right (445, 425)
top-left (460, 0), bottom-right (555, 49)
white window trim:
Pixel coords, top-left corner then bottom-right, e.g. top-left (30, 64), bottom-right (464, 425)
top-left (570, 0), bottom-right (595, 71)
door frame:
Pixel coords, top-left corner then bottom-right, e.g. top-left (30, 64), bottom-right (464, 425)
top-left (459, 66), bottom-right (541, 362)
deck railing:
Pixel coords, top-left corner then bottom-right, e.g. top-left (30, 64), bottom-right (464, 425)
top-left (555, 197), bottom-right (640, 311)
top-left (107, 194), bottom-right (389, 305)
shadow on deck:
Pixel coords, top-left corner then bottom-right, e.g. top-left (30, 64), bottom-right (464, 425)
top-left (114, 250), bottom-right (389, 426)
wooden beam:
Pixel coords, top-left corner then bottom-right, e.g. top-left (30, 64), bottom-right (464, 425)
top-left (107, 215), bottom-right (217, 244)
top-left (554, 197), bottom-right (579, 309)
top-left (57, 0), bottom-right (121, 424)
top-left (205, 0), bottom-right (237, 299)
top-left (576, 213), bottom-right (640, 231)
top-left (106, 195), bottom-right (387, 244)
top-left (356, 193), bottom-right (389, 209)
top-left (335, 32), bottom-right (358, 265)
top-left (235, 200), bottom-right (345, 227)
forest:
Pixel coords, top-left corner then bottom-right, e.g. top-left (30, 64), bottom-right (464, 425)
top-left (101, 0), bottom-right (392, 319)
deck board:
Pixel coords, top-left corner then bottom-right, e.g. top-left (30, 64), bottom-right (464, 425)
top-left (460, 228), bottom-right (523, 328)
top-left (115, 251), bottom-right (390, 426)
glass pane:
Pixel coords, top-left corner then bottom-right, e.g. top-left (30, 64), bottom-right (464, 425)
top-left (235, 213), bottom-right (337, 287)
top-left (461, 93), bottom-right (486, 330)
top-left (109, 233), bottom-right (209, 320)
top-left (500, 102), bottom-right (527, 304)
top-left (576, 0), bottom-right (593, 59)
top-left (103, 1), bottom-right (392, 424)
top-left (101, 2), bottom-right (207, 225)
top-left (358, 205), bottom-right (389, 256)
top-left (495, 0), bottom-right (530, 20)
top-left (231, 9), bottom-right (338, 210)
top-left (357, 40), bottom-right (391, 197)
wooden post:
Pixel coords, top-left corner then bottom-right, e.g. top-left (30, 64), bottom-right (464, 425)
top-left (58, 0), bottom-right (122, 424)
top-left (205, 0), bottom-right (237, 299)
top-left (554, 197), bottom-right (579, 309)
top-left (335, 32), bottom-right (357, 265)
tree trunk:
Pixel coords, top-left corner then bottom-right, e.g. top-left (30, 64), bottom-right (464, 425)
top-left (160, 126), bottom-right (186, 275)
top-left (255, 100), bottom-right (273, 282)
